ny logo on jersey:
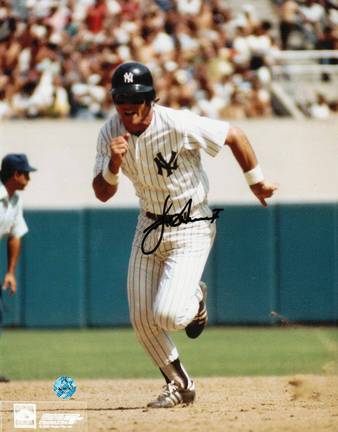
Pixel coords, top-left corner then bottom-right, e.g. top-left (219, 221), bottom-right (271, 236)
top-left (154, 151), bottom-right (178, 177)
top-left (123, 72), bottom-right (134, 83)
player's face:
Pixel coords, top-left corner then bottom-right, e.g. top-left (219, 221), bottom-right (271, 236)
top-left (13, 171), bottom-right (30, 190)
top-left (113, 94), bottom-right (153, 134)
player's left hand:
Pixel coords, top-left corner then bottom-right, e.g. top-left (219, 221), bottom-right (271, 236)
top-left (3, 272), bottom-right (17, 296)
top-left (250, 181), bottom-right (278, 207)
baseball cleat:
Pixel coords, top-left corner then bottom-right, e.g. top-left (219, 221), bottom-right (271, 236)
top-left (0, 375), bottom-right (10, 383)
top-left (147, 381), bottom-right (195, 408)
top-left (185, 281), bottom-right (208, 339)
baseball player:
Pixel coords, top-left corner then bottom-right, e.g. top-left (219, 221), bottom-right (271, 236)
top-left (93, 62), bottom-right (277, 408)
top-left (0, 154), bottom-right (37, 383)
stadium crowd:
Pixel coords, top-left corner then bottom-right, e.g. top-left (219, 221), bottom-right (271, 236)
top-left (276, 0), bottom-right (337, 50)
top-left (0, 0), bottom-right (337, 120)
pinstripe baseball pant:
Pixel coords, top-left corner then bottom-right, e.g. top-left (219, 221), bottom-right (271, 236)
top-left (127, 210), bottom-right (216, 368)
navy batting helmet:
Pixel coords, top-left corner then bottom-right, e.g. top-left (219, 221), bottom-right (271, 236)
top-left (111, 62), bottom-right (156, 100)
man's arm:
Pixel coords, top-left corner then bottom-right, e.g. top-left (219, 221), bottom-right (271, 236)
top-left (92, 133), bottom-right (129, 203)
top-left (3, 236), bottom-right (21, 295)
top-left (225, 125), bottom-right (277, 207)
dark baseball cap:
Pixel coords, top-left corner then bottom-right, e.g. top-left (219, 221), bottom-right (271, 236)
top-left (1, 154), bottom-right (37, 173)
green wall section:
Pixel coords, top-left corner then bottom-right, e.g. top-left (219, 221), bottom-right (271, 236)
top-left (85, 209), bottom-right (135, 326)
top-left (24, 211), bottom-right (86, 327)
top-left (278, 204), bottom-right (337, 322)
top-left (214, 206), bottom-right (276, 324)
top-left (1, 203), bottom-right (337, 328)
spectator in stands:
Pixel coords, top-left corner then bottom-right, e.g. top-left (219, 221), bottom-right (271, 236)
top-left (48, 76), bottom-right (71, 117)
top-left (316, 23), bottom-right (338, 52)
top-left (308, 92), bottom-right (332, 118)
top-left (278, 0), bottom-right (300, 49)
top-left (298, 0), bottom-right (326, 48)
top-left (220, 88), bottom-right (247, 119)
top-left (86, 0), bottom-right (107, 34)
top-left (11, 79), bottom-right (39, 118)
top-left (248, 20), bottom-right (274, 70)
top-left (247, 76), bottom-right (273, 117)
top-left (232, 24), bottom-right (252, 70)
top-left (316, 24), bottom-right (338, 80)
top-left (329, 99), bottom-right (338, 116)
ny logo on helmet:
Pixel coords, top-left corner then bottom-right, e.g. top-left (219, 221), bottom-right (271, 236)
top-left (154, 151), bottom-right (178, 177)
top-left (124, 72), bottom-right (134, 83)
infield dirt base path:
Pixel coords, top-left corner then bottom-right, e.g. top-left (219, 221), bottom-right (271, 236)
top-left (1, 376), bottom-right (338, 432)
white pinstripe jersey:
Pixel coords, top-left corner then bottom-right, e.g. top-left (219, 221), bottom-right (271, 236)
top-left (94, 105), bottom-right (229, 215)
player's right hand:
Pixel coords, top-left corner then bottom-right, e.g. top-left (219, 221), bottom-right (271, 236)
top-left (109, 133), bottom-right (129, 173)
top-left (3, 272), bottom-right (17, 296)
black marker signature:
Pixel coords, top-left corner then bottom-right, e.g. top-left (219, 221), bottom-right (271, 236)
top-left (141, 195), bottom-right (223, 255)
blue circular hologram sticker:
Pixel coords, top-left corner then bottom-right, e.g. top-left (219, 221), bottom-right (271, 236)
top-left (53, 376), bottom-right (77, 399)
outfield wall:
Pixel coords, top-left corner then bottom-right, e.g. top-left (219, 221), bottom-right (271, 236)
top-left (1, 203), bottom-right (337, 327)
top-left (0, 119), bottom-right (337, 327)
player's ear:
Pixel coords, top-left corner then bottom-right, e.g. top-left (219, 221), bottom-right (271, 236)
top-left (12, 170), bottom-right (20, 180)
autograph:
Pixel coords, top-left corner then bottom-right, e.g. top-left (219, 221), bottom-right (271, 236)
top-left (141, 195), bottom-right (224, 255)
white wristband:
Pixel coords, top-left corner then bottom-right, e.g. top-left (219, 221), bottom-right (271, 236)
top-left (102, 164), bottom-right (119, 186)
top-left (244, 165), bottom-right (264, 186)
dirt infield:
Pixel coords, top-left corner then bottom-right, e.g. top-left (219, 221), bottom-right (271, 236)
top-left (1, 376), bottom-right (338, 432)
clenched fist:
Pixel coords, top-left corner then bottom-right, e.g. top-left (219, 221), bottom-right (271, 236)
top-left (108, 133), bottom-right (129, 173)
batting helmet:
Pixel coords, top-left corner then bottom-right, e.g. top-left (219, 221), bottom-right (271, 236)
top-left (111, 62), bottom-right (156, 100)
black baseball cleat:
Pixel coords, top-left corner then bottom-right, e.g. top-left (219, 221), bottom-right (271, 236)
top-left (185, 282), bottom-right (208, 339)
top-left (147, 381), bottom-right (195, 408)
top-left (0, 375), bottom-right (10, 383)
